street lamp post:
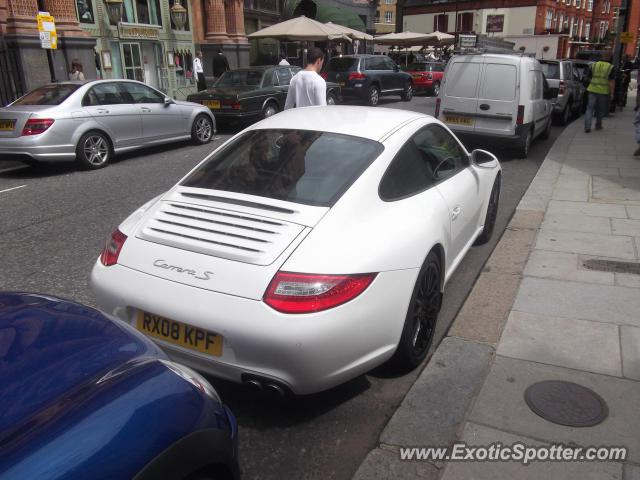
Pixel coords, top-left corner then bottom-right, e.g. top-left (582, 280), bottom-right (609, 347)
top-left (103, 0), bottom-right (124, 25)
top-left (170, 0), bottom-right (188, 30)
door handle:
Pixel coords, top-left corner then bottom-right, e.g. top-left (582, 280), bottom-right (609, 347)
top-left (97, 108), bottom-right (109, 114)
top-left (452, 206), bottom-right (461, 221)
top-left (141, 107), bottom-right (152, 113)
top-left (479, 104), bottom-right (490, 111)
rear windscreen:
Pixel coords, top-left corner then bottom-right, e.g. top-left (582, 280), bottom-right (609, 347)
top-left (13, 84), bottom-right (81, 105)
top-left (181, 129), bottom-right (384, 207)
top-left (540, 63), bottom-right (560, 79)
top-left (444, 62), bottom-right (480, 98)
top-left (329, 58), bottom-right (359, 72)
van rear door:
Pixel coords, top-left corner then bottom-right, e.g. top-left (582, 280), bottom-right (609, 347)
top-left (440, 57), bottom-right (483, 134)
top-left (474, 62), bottom-right (518, 136)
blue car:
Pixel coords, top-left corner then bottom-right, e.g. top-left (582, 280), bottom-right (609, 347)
top-left (0, 292), bottom-right (239, 480)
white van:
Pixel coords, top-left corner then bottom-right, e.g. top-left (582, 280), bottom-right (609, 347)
top-left (435, 54), bottom-right (555, 157)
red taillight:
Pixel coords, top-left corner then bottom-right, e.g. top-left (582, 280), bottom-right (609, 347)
top-left (435, 98), bottom-right (441, 117)
top-left (516, 105), bottom-right (525, 126)
top-left (263, 271), bottom-right (377, 314)
top-left (559, 80), bottom-right (565, 95)
top-left (221, 99), bottom-right (242, 110)
top-left (21, 118), bottom-right (54, 136)
top-left (348, 72), bottom-right (366, 81)
top-left (426, 73), bottom-right (433, 80)
top-left (320, 72), bottom-right (328, 80)
top-left (100, 229), bottom-right (127, 267)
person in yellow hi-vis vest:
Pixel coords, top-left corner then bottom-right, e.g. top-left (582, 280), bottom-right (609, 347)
top-left (584, 52), bottom-right (616, 133)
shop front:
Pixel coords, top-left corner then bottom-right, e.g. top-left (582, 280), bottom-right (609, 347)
top-left (77, 0), bottom-right (197, 99)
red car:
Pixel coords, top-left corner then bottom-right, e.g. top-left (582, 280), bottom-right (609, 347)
top-left (404, 62), bottom-right (445, 96)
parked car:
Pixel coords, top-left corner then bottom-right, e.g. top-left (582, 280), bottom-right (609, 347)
top-left (570, 59), bottom-right (594, 112)
top-left (324, 54), bottom-right (413, 106)
top-left (0, 292), bottom-right (239, 480)
top-left (437, 54), bottom-right (555, 157)
top-left (0, 80), bottom-right (215, 169)
top-left (403, 62), bottom-right (446, 96)
top-left (539, 59), bottom-right (584, 124)
top-left (90, 105), bottom-right (501, 395)
top-left (187, 66), bottom-right (342, 124)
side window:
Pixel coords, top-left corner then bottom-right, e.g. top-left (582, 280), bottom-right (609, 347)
top-left (277, 68), bottom-right (293, 86)
top-left (366, 57), bottom-right (385, 70)
top-left (264, 71), bottom-right (275, 87)
top-left (379, 126), bottom-right (468, 200)
top-left (120, 82), bottom-right (164, 103)
top-left (83, 83), bottom-right (127, 106)
top-left (383, 57), bottom-right (397, 71)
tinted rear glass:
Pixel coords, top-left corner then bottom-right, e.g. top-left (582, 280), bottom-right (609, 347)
top-left (13, 84), bottom-right (81, 106)
top-left (540, 63), bottom-right (560, 79)
top-left (329, 58), bottom-right (359, 72)
top-left (216, 70), bottom-right (263, 87)
top-left (181, 129), bottom-right (383, 207)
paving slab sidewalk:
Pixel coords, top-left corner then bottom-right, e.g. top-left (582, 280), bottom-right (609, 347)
top-left (353, 103), bottom-right (640, 480)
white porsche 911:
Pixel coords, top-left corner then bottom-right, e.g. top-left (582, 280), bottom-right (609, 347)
top-left (90, 106), bottom-right (501, 395)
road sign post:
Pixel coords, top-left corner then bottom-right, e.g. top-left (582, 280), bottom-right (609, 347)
top-left (35, 2), bottom-right (57, 82)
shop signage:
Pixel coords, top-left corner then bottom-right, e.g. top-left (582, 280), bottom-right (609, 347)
top-left (620, 32), bottom-right (634, 44)
top-left (118, 23), bottom-right (160, 40)
top-left (458, 34), bottom-right (477, 49)
top-left (486, 15), bottom-right (504, 33)
top-left (36, 11), bottom-right (57, 49)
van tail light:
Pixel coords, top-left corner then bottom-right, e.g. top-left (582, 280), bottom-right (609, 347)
top-left (264, 272), bottom-right (377, 314)
top-left (21, 118), bottom-right (54, 136)
top-left (559, 80), bottom-right (565, 95)
top-left (100, 229), bottom-right (127, 266)
top-left (348, 72), bottom-right (366, 81)
top-left (516, 105), bottom-right (525, 126)
top-left (435, 98), bottom-right (441, 118)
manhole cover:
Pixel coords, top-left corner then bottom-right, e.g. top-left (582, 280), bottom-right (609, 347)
top-left (524, 380), bottom-right (608, 427)
top-left (582, 259), bottom-right (640, 275)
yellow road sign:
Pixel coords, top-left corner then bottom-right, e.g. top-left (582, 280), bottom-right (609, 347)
top-left (620, 32), bottom-right (634, 44)
top-left (36, 12), bottom-right (57, 49)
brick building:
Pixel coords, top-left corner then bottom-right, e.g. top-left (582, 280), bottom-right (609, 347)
top-left (399, 0), bottom-right (623, 58)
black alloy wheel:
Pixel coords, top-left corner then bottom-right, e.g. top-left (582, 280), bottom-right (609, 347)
top-left (390, 251), bottom-right (442, 369)
top-left (474, 175), bottom-right (501, 246)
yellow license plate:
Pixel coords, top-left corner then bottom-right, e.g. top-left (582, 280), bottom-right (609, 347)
top-left (445, 116), bottom-right (474, 126)
top-left (136, 310), bottom-right (223, 356)
top-left (0, 120), bottom-right (16, 131)
top-left (205, 100), bottom-right (221, 109)
top-left (412, 74), bottom-right (422, 79)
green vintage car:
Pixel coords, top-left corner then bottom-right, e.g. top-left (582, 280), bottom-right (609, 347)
top-left (187, 65), bottom-right (342, 124)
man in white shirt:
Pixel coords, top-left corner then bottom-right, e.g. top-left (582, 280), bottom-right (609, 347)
top-left (193, 51), bottom-right (206, 91)
top-left (278, 55), bottom-right (290, 66)
top-left (285, 48), bottom-right (326, 109)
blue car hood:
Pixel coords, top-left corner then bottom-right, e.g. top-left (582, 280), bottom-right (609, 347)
top-left (0, 292), bottom-right (164, 438)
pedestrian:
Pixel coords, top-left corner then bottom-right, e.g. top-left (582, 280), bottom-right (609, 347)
top-left (634, 86), bottom-right (640, 156)
top-left (212, 49), bottom-right (230, 80)
top-left (284, 47), bottom-right (326, 109)
top-left (584, 51), bottom-right (615, 132)
top-left (193, 50), bottom-right (206, 91)
top-left (278, 54), bottom-right (290, 66)
top-left (69, 59), bottom-right (85, 81)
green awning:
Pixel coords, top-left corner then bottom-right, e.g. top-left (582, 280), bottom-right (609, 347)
top-left (315, 3), bottom-right (365, 32)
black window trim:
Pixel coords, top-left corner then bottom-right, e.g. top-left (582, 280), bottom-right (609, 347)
top-left (378, 124), bottom-right (470, 202)
top-left (82, 81), bottom-right (131, 107)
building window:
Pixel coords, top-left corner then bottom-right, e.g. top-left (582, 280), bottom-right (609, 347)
top-left (75, 0), bottom-right (95, 23)
top-left (558, 13), bottom-right (563, 31)
top-left (585, 22), bottom-right (590, 38)
top-left (123, 0), bottom-right (163, 25)
top-left (385, 11), bottom-right (393, 23)
top-left (545, 10), bottom-right (553, 29)
top-left (434, 14), bottom-right (448, 32)
top-left (579, 18), bottom-right (583, 36)
top-left (384, 0), bottom-right (393, 4)
top-left (457, 12), bottom-right (473, 32)
top-left (587, 0), bottom-right (593, 10)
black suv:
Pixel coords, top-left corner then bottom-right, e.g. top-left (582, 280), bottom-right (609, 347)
top-left (324, 54), bottom-right (413, 106)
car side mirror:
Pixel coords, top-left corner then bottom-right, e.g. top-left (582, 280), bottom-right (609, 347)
top-left (164, 96), bottom-right (174, 105)
top-left (470, 149), bottom-right (498, 168)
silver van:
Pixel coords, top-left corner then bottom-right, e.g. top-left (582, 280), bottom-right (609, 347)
top-left (436, 54), bottom-right (555, 157)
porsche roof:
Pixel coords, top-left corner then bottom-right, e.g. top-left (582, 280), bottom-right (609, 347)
top-left (251, 106), bottom-right (428, 141)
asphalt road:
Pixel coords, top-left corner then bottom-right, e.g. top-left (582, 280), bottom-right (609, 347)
top-left (0, 97), bottom-right (564, 480)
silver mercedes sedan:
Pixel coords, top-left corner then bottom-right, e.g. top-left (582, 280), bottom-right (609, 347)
top-left (0, 80), bottom-right (216, 169)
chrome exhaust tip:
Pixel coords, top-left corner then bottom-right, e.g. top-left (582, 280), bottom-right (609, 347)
top-left (244, 379), bottom-right (263, 392)
top-left (264, 383), bottom-right (285, 398)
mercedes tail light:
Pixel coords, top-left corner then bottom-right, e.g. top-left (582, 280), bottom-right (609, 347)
top-left (100, 229), bottom-right (127, 266)
top-left (348, 72), bottom-right (366, 81)
top-left (264, 272), bottom-right (377, 314)
top-left (516, 105), bottom-right (525, 126)
top-left (21, 118), bottom-right (54, 136)
top-left (435, 98), bottom-right (441, 118)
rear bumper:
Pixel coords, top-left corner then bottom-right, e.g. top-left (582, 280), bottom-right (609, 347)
top-left (90, 260), bottom-right (416, 394)
top-left (451, 123), bottom-right (531, 148)
top-left (0, 137), bottom-right (75, 161)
